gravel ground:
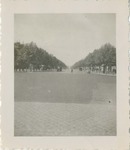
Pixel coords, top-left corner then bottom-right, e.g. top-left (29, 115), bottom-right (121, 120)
top-left (14, 72), bottom-right (116, 104)
top-left (14, 102), bottom-right (116, 136)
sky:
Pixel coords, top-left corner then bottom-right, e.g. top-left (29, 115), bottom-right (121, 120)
top-left (14, 14), bottom-right (116, 67)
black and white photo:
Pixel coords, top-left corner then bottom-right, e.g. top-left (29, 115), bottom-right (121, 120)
top-left (14, 14), bottom-right (116, 136)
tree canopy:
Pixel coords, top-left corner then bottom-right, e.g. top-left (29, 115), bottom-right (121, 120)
top-left (14, 42), bottom-right (67, 70)
top-left (72, 43), bottom-right (116, 69)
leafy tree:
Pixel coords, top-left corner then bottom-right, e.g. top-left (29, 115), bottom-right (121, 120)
top-left (14, 42), bottom-right (67, 71)
top-left (72, 43), bottom-right (116, 73)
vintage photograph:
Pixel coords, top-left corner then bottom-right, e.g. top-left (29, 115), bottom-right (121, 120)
top-left (14, 14), bottom-right (116, 136)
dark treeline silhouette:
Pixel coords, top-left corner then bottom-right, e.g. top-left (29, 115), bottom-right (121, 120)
top-left (72, 43), bottom-right (116, 74)
top-left (14, 42), bottom-right (67, 71)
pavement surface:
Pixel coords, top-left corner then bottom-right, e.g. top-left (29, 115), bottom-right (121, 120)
top-left (14, 72), bottom-right (116, 136)
top-left (15, 102), bottom-right (116, 136)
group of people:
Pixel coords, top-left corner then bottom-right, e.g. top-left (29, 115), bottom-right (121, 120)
top-left (14, 64), bottom-right (64, 72)
top-left (77, 66), bottom-right (116, 74)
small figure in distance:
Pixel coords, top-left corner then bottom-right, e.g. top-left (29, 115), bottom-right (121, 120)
top-left (60, 66), bottom-right (62, 72)
top-left (87, 70), bottom-right (91, 74)
top-left (71, 69), bottom-right (73, 73)
top-left (79, 67), bottom-right (82, 71)
top-left (57, 66), bottom-right (60, 72)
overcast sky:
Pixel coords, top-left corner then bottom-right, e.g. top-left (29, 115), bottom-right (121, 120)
top-left (14, 14), bottom-right (116, 66)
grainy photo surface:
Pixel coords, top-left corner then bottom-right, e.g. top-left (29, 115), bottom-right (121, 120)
top-left (14, 14), bottom-right (116, 136)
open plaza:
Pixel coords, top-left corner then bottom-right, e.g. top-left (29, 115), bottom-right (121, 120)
top-left (14, 71), bottom-right (116, 136)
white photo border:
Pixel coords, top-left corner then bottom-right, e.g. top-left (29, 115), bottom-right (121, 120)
top-left (1, 0), bottom-right (129, 149)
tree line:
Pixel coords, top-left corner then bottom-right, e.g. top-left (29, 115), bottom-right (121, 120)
top-left (14, 42), bottom-right (67, 71)
top-left (72, 43), bottom-right (116, 73)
